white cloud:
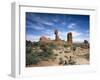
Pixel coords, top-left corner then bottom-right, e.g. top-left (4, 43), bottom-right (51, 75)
top-left (28, 23), bottom-right (45, 30)
top-left (26, 29), bottom-right (89, 42)
top-left (26, 35), bottom-right (41, 42)
top-left (58, 31), bottom-right (67, 40)
top-left (33, 26), bottom-right (45, 30)
top-left (42, 29), bottom-right (53, 35)
top-left (67, 23), bottom-right (76, 29)
top-left (59, 30), bottom-right (83, 42)
top-left (62, 22), bottom-right (66, 25)
top-left (59, 30), bottom-right (84, 42)
top-left (74, 37), bottom-right (89, 42)
top-left (35, 16), bottom-right (54, 26)
top-left (73, 38), bottom-right (84, 42)
top-left (26, 29), bottom-right (55, 42)
top-left (68, 30), bottom-right (89, 42)
top-left (46, 35), bottom-right (55, 40)
top-left (68, 30), bottom-right (82, 37)
top-left (26, 34), bottom-right (55, 42)
top-left (41, 29), bottom-right (55, 39)
top-left (53, 19), bottom-right (58, 22)
top-left (86, 30), bottom-right (89, 33)
top-left (43, 21), bottom-right (53, 26)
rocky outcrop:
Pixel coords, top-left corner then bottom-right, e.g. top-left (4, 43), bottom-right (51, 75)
top-left (67, 32), bottom-right (73, 46)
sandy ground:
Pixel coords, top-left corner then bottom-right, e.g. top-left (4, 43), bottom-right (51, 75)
top-left (27, 59), bottom-right (59, 67)
top-left (75, 57), bottom-right (89, 65)
top-left (27, 47), bottom-right (89, 67)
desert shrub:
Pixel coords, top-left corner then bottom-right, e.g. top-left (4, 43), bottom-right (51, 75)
top-left (33, 42), bottom-right (39, 47)
top-left (64, 56), bottom-right (68, 59)
top-left (40, 44), bottom-right (47, 51)
top-left (54, 54), bottom-right (58, 56)
top-left (26, 47), bottom-right (32, 53)
top-left (26, 40), bottom-right (33, 53)
top-left (64, 60), bottom-right (68, 65)
top-left (26, 40), bottom-right (40, 66)
top-left (63, 44), bottom-right (70, 48)
top-left (64, 44), bottom-right (67, 48)
top-left (59, 61), bottom-right (63, 65)
top-left (68, 56), bottom-right (76, 65)
top-left (40, 44), bottom-right (53, 52)
top-left (49, 43), bottom-right (57, 49)
top-left (83, 53), bottom-right (90, 60)
top-left (68, 60), bottom-right (76, 65)
top-left (26, 51), bottom-right (40, 66)
top-left (41, 48), bottom-right (53, 58)
top-left (72, 46), bottom-right (76, 51)
top-left (26, 40), bottom-right (54, 66)
top-left (26, 40), bottom-right (32, 47)
top-left (59, 58), bottom-right (64, 65)
top-left (26, 54), bottom-right (33, 65)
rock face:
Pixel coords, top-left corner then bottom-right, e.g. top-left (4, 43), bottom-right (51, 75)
top-left (54, 29), bottom-right (64, 46)
top-left (39, 30), bottom-right (64, 46)
top-left (39, 36), bottom-right (50, 44)
top-left (54, 29), bottom-right (60, 41)
top-left (39, 30), bottom-right (74, 46)
top-left (40, 36), bottom-right (48, 42)
top-left (67, 32), bottom-right (73, 46)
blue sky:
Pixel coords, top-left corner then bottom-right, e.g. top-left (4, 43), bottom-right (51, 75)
top-left (26, 12), bottom-right (89, 42)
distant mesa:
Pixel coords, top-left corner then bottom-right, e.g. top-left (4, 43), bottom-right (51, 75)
top-left (82, 40), bottom-right (89, 48)
top-left (84, 40), bottom-right (89, 44)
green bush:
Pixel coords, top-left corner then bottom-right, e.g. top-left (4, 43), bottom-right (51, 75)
top-left (33, 42), bottom-right (39, 47)
top-left (83, 53), bottom-right (90, 60)
top-left (49, 43), bottom-right (57, 49)
top-left (64, 44), bottom-right (69, 48)
top-left (26, 51), bottom-right (40, 66)
top-left (26, 41), bottom-right (54, 66)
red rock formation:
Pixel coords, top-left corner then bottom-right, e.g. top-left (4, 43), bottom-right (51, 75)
top-left (40, 36), bottom-right (49, 43)
top-left (67, 32), bottom-right (73, 46)
top-left (54, 29), bottom-right (60, 41)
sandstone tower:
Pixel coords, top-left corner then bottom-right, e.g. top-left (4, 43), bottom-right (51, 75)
top-left (54, 29), bottom-right (60, 41)
top-left (67, 32), bottom-right (73, 46)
